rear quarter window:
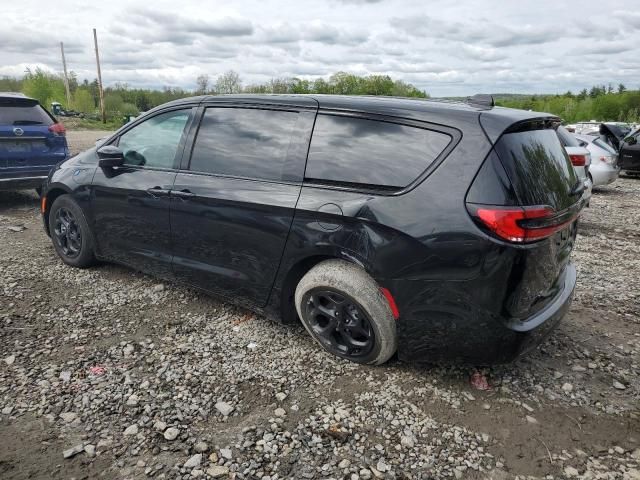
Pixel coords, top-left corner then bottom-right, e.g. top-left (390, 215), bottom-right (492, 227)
top-left (305, 114), bottom-right (451, 189)
top-left (0, 99), bottom-right (54, 126)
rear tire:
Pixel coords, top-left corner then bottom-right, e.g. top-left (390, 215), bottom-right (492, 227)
top-left (48, 194), bottom-right (95, 268)
top-left (295, 260), bottom-right (397, 365)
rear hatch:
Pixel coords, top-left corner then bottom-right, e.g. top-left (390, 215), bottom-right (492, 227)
top-left (467, 117), bottom-right (585, 321)
top-left (599, 123), bottom-right (627, 152)
top-left (0, 96), bottom-right (68, 180)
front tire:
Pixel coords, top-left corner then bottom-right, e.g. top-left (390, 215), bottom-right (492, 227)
top-left (294, 260), bottom-right (397, 365)
top-left (48, 194), bottom-right (95, 268)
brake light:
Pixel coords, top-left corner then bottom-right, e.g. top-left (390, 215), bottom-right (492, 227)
top-left (569, 154), bottom-right (586, 166)
top-left (48, 123), bottom-right (66, 136)
top-left (470, 205), bottom-right (578, 243)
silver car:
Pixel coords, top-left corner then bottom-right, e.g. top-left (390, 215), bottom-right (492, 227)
top-left (557, 126), bottom-right (593, 202)
top-left (574, 134), bottom-right (620, 186)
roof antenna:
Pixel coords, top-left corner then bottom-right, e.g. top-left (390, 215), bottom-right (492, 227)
top-left (466, 94), bottom-right (494, 108)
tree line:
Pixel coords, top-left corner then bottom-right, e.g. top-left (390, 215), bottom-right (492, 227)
top-left (0, 69), bottom-right (427, 121)
top-left (1, 68), bottom-right (638, 124)
top-left (495, 84), bottom-right (640, 123)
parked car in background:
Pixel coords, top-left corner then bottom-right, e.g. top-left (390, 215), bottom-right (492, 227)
top-left (41, 94), bottom-right (586, 365)
top-left (574, 121), bottom-right (601, 135)
top-left (574, 133), bottom-right (620, 186)
top-left (599, 124), bottom-right (640, 176)
top-left (557, 126), bottom-right (592, 202)
top-left (0, 93), bottom-right (69, 193)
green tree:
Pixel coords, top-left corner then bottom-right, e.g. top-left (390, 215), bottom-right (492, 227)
top-left (104, 94), bottom-right (124, 116)
top-left (22, 68), bottom-right (66, 107)
top-left (72, 88), bottom-right (95, 113)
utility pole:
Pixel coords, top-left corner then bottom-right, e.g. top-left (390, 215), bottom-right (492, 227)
top-left (93, 28), bottom-right (106, 124)
top-left (60, 42), bottom-right (71, 107)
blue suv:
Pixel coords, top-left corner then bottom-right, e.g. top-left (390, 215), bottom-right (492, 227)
top-left (0, 93), bottom-right (69, 193)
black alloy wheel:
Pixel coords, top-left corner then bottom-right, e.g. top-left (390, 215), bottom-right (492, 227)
top-left (53, 206), bottom-right (82, 258)
top-left (304, 289), bottom-right (375, 358)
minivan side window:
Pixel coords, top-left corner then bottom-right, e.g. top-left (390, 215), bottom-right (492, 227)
top-left (305, 114), bottom-right (451, 189)
top-left (189, 107), bottom-right (299, 182)
top-left (118, 109), bottom-right (191, 169)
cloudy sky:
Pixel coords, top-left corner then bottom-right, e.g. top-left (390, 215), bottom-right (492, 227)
top-left (1, 0), bottom-right (639, 96)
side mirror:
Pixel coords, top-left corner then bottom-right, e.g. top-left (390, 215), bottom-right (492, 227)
top-left (97, 145), bottom-right (124, 168)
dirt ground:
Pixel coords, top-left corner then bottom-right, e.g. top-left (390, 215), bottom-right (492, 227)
top-left (0, 130), bottom-right (638, 480)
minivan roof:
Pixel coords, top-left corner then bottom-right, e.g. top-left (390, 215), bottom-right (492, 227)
top-left (160, 94), bottom-right (558, 144)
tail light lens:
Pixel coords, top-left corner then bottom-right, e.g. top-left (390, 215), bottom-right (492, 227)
top-left (48, 123), bottom-right (66, 136)
top-left (467, 204), bottom-right (580, 243)
top-left (600, 155), bottom-right (615, 165)
top-left (569, 154), bottom-right (587, 166)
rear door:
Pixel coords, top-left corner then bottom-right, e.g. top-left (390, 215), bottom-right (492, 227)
top-left (170, 101), bottom-right (316, 307)
top-left (0, 97), bottom-right (67, 181)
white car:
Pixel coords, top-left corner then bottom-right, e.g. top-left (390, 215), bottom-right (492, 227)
top-left (574, 134), bottom-right (620, 186)
top-left (557, 126), bottom-right (593, 202)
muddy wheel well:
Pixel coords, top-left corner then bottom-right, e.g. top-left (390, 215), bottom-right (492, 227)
top-left (279, 255), bottom-right (336, 325)
top-left (43, 188), bottom-right (67, 235)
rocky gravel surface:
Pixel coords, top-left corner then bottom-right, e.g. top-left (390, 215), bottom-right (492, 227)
top-left (0, 131), bottom-right (638, 479)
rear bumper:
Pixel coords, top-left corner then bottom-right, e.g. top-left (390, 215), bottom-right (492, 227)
top-left (0, 175), bottom-right (47, 191)
top-left (396, 263), bottom-right (576, 365)
top-left (591, 165), bottom-right (619, 186)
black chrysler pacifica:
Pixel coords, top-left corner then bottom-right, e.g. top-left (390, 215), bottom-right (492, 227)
top-left (41, 94), bottom-right (586, 365)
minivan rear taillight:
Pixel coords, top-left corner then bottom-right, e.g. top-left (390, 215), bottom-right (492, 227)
top-left (48, 123), bottom-right (66, 136)
top-left (569, 154), bottom-right (587, 166)
top-left (467, 204), bottom-right (579, 243)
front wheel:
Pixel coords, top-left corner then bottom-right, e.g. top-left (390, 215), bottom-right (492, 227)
top-left (295, 260), bottom-right (397, 365)
top-left (48, 194), bottom-right (96, 268)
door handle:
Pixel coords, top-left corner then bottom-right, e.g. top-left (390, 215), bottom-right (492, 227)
top-left (146, 186), bottom-right (171, 198)
top-left (172, 189), bottom-right (194, 200)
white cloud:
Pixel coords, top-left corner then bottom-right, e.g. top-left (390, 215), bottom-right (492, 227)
top-left (0, 0), bottom-right (638, 96)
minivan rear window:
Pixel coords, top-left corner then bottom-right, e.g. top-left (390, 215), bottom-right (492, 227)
top-left (305, 114), bottom-right (451, 189)
top-left (495, 129), bottom-right (579, 210)
top-left (0, 99), bottom-right (54, 126)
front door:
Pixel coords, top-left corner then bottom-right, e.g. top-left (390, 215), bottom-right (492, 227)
top-left (91, 107), bottom-right (195, 278)
top-left (170, 103), bottom-right (316, 306)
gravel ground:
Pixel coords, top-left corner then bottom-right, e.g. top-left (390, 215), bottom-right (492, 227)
top-left (0, 130), bottom-right (638, 480)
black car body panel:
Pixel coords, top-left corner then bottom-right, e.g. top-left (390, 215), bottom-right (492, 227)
top-left (597, 123), bottom-right (640, 173)
top-left (43, 94), bottom-right (582, 364)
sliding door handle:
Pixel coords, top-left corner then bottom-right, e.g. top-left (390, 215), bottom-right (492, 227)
top-left (146, 186), bottom-right (171, 198)
top-left (172, 189), bottom-right (195, 200)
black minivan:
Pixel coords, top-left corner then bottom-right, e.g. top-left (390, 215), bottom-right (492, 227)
top-left (41, 94), bottom-right (586, 365)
